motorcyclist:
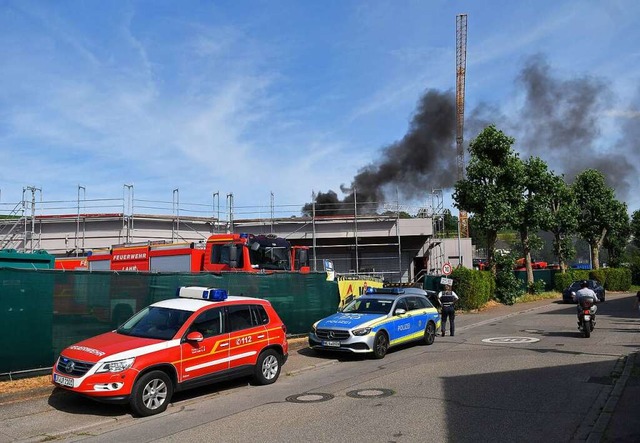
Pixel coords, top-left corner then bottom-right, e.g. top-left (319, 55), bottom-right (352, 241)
top-left (573, 280), bottom-right (599, 323)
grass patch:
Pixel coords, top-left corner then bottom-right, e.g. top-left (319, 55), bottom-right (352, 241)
top-left (516, 291), bottom-right (561, 304)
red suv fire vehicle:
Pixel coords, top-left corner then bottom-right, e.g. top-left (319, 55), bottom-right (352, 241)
top-left (52, 287), bottom-right (289, 416)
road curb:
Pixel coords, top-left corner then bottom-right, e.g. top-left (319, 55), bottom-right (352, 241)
top-left (586, 352), bottom-right (636, 442)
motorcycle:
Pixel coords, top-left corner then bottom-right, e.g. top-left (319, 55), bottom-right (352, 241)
top-left (573, 292), bottom-right (596, 338)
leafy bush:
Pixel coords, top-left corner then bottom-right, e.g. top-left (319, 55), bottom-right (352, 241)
top-left (449, 267), bottom-right (493, 310)
top-left (626, 255), bottom-right (640, 285)
top-left (602, 268), bottom-right (632, 291)
top-left (589, 268), bottom-right (607, 287)
top-left (528, 279), bottom-right (546, 295)
top-left (554, 270), bottom-right (590, 291)
top-left (494, 252), bottom-right (523, 305)
top-left (553, 268), bottom-right (631, 291)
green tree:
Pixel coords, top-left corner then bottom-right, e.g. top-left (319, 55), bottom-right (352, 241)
top-left (512, 156), bottom-right (555, 290)
top-left (631, 210), bottom-right (640, 248)
top-left (572, 169), bottom-right (619, 269)
top-left (453, 125), bottom-right (522, 274)
top-left (543, 174), bottom-right (578, 272)
top-left (493, 251), bottom-right (523, 305)
top-left (468, 215), bottom-right (488, 257)
top-left (443, 209), bottom-right (459, 236)
top-left (603, 200), bottom-right (630, 267)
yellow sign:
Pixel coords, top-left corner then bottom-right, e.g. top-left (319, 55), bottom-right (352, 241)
top-left (337, 279), bottom-right (383, 308)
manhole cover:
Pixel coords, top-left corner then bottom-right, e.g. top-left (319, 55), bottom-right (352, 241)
top-left (346, 388), bottom-right (395, 399)
top-left (482, 337), bottom-right (540, 344)
top-left (286, 393), bottom-right (334, 403)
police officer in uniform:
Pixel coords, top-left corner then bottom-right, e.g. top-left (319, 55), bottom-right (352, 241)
top-left (438, 284), bottom-right (459, 337)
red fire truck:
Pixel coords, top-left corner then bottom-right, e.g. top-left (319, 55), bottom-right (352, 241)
top-left (76, 234), bottom-right (310, 274)
top-left (202, 233), bottom-right (310, 273)
top-left (54, 257), bottom-right (89, 270)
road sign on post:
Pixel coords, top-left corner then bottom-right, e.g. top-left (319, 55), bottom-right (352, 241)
top-left (442, 262), bottom-right (453, 276)
top-left (440, 277), bottom-right (453, 286)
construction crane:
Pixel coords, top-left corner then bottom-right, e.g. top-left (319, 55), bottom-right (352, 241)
top-left (456, 13), bottom-right (469, 238)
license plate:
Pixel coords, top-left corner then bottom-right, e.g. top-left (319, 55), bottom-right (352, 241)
top-left (322, 340), bottom-right (340, 348)
top-left (54, 374), bottom-right (74, 387)
top-left (583, 315), bottom-right (591, 321)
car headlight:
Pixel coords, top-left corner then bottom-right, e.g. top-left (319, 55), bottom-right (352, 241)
top-left (96, 357), bottom-right (135, 373)
top-left (352, 327), bottom-right (371, 336)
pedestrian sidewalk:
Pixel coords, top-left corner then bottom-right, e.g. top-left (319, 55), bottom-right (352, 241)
top-left (599, 352), bottom-right (640, 442)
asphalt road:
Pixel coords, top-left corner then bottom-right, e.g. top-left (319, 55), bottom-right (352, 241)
top-left (1, 293), bottom-right (639, 442)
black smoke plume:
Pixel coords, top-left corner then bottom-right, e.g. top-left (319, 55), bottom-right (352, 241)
top-left (512, 54), bottom-right (637, 197)
top-left (303, 89), bottom-right (457, 216)
top-left (303, 54), bottom-right (640, 216)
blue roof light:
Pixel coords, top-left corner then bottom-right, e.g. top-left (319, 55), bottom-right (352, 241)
top-left (204, 288), bottom-right (228, 301)
top-left (365, 287), bottom-right (404, 295)
top-left (179, 286), bottom-right (228, 301)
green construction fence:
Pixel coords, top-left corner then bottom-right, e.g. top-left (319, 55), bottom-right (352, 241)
top-left (0, 268), bottom-right (340, 375)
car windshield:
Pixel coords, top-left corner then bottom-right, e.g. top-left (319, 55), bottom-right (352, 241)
top-left (342, 298), bottom-right (394, 315)
top-left (250, 245), bottom-right (291, 270)
top-left (117, 306), bottom-right (192, 340)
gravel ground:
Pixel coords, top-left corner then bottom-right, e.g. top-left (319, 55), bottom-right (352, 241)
top-left (0, 375), bottom-right (51, 395)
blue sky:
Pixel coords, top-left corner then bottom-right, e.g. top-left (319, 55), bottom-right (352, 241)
top-left (1, 0), bottom-right (639, 218)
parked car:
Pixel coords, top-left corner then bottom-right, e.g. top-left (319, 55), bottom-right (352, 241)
top-left (562, 280), bottom-right (605, 303)
top-left (52, 286), bottom-right (288, 416)
top-left (308, 287), bottom-right (441, 359)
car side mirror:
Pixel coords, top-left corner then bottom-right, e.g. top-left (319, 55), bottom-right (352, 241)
top-left (186, 331), bottom-right (203, 342)
top-left (394, 308), bottom-right (406, 316)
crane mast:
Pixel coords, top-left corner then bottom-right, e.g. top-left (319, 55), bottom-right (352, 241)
top-left (456, 14), bottom-right (469, 238)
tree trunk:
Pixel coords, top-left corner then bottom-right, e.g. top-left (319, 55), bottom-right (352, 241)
top-left (554, 232), bottom-right (567, 273)
top-left (591, 241), bottom-right (600, 269)
top-left (520, 228), bottom-right (534, 290)
top-left (591, 227), bottom-right (607, 270)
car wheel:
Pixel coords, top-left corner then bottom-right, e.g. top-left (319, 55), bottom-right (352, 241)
top-left (253, 349), bottom-right (281, 385)
top-left (423, 321), bottom-right (436, 345)
top-left (372, 331), bottom-right (389, 359)
top-left (130, 370), bottom-right (173, 417)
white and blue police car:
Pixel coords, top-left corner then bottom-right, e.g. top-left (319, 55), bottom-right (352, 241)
top-left (308, 287), bottom-right (441, 359)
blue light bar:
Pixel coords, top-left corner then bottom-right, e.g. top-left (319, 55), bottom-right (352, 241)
top-left (204, 288), bottom-right (228, 301)
top-left (365, 287), bottom-right (403, 295)
top-left (179, 286), bottom-right (228, 301)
